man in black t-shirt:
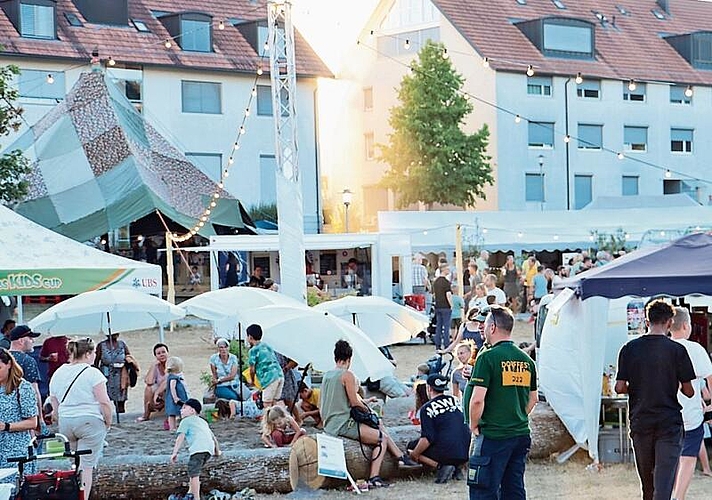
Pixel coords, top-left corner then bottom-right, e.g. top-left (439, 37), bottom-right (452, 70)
top-left (432, 265), bottom-right (453, 351)
top-left (615, 300), bottom-right (695, 500)
top-left (408, 374), bottom-right (471, 484)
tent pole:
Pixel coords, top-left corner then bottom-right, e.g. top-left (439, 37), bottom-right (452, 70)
top-left (455, 224), bottom-right (464, 298)
top-left (17, 296), bottom-right (24, 323)
top-left (237, 322), bottom-right (244, 417)
top-left (159, 323), bottom-right (165, 344)
top-left (166, 232), bottom-right (176, 332)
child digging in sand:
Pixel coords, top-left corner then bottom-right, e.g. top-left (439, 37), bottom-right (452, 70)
top-left (169, 398), bottom-right (221, 500)
top-left (261, 405), bottom-right (306, 448)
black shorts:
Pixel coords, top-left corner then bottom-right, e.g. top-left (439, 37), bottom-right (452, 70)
top-left (187, 452), bottom-right (211, 477)
top-left (451, 318), bottom-right (462, 330)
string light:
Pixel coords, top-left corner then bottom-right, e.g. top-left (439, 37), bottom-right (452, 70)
top-left (263, 42), bottom-right (269, 51)
top-left (404, 39), bottom-right (411, 50)
top-left (617, 152), bottom-right (625, 160)
top-left (257, 66), bottom-right (263, 75)
top-left (628, 79), bottom-right (636, 91)
top-left (665, 169), bottom-right (672, 178)
top-left (517, 231), bottom-right (523, 238)
top-left (240, 126), bottom-right (246, 135)
top-left (107, 57), bottom-right (116, 67)
top-left (564, 135), bottom-right (571, 143)
top-left (483, 57), bottom-right (490, 68)
top-left (218, 20), bottom-right (225, 30)
top-left (526, 65), bottom-right (534, 77)
top-left (575, 72), bottom-right (583, 84)
top-left (553, 234), bottom-right (559, 240)
top-left (685, 85), bottom-right (693, 97)
top-left (442, 48), bottom-right (449, 59)
top-left (251, 87), bottom-right (257, 96)
top-left (514, 114), bottom-right (521, 124)
top-left (46, 74), bottom-right (54, 84)
top-left (245, 108), bottom-right (250, 117)
top-left (164, 40), bottom-right (172, 49)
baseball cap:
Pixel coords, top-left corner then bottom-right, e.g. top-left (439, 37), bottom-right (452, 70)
top-left (473, 307), bottom-right (490, 323)
top-left (427, 374), bottom-right (449, 392)
top-left (9, 325), bottom-right (40, 341)
top-left (180, 398), bottom-right (202, 414)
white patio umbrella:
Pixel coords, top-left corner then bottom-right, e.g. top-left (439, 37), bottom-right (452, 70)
top-left (239, 305), bottom-right (395, 381)
top-left (179, 286), bottom-right (305, 323)
top-left (314, 295), bottom-right (429, 347)
top-left (28, 289), bottom-right (185, 338)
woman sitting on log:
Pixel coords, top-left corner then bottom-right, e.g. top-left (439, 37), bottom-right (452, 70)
top-left (320, 340), bottom-right (420, 488)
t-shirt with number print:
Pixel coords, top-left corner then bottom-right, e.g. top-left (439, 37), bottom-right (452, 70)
top-left (470, 340), bottom-right (537, 440)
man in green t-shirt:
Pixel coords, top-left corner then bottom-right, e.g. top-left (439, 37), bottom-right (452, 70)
top-left (468, 305), bottom-right (537, 500)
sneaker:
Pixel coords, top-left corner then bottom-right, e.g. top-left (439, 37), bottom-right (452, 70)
top-left (183, 495), bottom-right (195, 500)
top-left (435, 464), bottom-right (456, 484)
top-left (167, 495), bottom-right (183, 500)
top-left (398, 453), bottom-right (421, 468)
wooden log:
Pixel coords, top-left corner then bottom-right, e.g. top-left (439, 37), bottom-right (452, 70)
top-left (92, 406), bottom-right (572, 498)
top-left (93, 425), bottom-right (423, 499)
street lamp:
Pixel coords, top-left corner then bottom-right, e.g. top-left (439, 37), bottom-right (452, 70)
top-left (342, 188), bottom-right (353, 233)
top-left (538, 155), bottom-right (545, 212)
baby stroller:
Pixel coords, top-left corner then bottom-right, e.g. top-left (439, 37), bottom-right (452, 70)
top-left (9, 433), bottom-right (90, 500)
top-left (425, 351), bottom-right (454, 379)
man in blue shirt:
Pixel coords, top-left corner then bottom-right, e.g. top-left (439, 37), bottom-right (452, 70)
top-left (10, 325), bottom-right (43, 420)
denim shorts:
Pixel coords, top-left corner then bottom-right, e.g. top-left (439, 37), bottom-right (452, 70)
top-left (681, 424), bottom-right (704, 457)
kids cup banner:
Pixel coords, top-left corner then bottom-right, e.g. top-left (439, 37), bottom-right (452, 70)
top-left (0, 268), bottom-right (161, 296)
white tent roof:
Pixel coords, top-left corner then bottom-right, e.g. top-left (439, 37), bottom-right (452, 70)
top-left (378, 205), bottom-right (712, 252)
top-left (0, 205), bottom-right (161, 296)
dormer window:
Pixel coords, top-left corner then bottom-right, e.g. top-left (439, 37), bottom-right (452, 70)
top-left (158, 12), bottom-right (213, 52)
top-left (20, 0), bottom-right (55, 39)
top-left (516, 17), bottom-right (595, 60)
top-left (665, 32), bottom-right (712, 71)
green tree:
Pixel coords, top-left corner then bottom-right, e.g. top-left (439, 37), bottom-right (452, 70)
top-left (379, 41), bottom-right (493, 208)
top-left (0, 62), bottom-right (31, 205)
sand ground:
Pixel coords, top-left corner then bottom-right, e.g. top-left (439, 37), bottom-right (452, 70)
top-left (26, 309), bottom-right (712, 499)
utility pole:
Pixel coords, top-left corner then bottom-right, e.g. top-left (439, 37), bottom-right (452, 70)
top-left (268, 0), bottom-right (306, 303)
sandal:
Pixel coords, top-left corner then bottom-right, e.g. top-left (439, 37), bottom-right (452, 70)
top-left (367, 476), bottom-right (390, 488)
top-left (398, 453), bottom-right (420, 468)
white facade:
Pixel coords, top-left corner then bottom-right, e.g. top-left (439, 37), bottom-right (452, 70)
top-left (1, 58), bottom-right (322, 233)
top-left (496, 72), bottom-right (710, 211)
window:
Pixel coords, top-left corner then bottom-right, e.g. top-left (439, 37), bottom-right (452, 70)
top-left (181, 18), bottom-right (211, 52)
top-left (18, 69), bottom-right (64, 99)
top-left (624, 126), bottom-right (647, 152)
top-left (381, 0), bottom-right (439, 30)
top-left (181, 81), bottom-right (221, 114)
top-left (525, 173), bottom-right (545, 202)
top-left (577, 124), bottom-right (602, 150)
top-left (377, 27), bottom-right (439, 57)
top-left (20, 1), bottom-right (55, 39)
top-left (365, 132), bottom-right (375, 160)
top-left (663, 179), bottom-right (681, 194)
top-left (542, 20), bottom-right (594, 57)
top-left (671, 128), bottom-right (693, 153)
top-left (528, 122), bottom-right (555, 149)
top-left (320, 252), bottom-right (337, 275)
top-left (259, 154), bottom-right (277, 205)
top-left (185, 153), bottom-right (222, 182)
top-left (527, 76), bottom-right (552, 96)
top-left (577, 79), bottom-right (600, 98)
top-left (363, 87), bottom-right (373, 111)
top-left (64, 12), bottom-right (82, 27)
top-left (256, 84), bottom-right (288, 116)
top-left (622, 176), bottom-right (639, 196)
top-left (670, 85), bottom-right (692, 105)
top-left (574, 175), bottom-right (593, 209)
top-left (623, 82), bottom-right (646, 102)
top-left (132, 19), bottom-right (151, 33)
top-left (652, 9), bottom-right (666, 20)
top-left (552, 0), bottom-right (566, 9)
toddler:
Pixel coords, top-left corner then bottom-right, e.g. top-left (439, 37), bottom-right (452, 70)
top-left (165, 356), bottom-right (188, 431)
top-left (260, 405), bottom-right (306, 448)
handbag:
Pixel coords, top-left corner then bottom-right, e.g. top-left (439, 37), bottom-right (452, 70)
top-left (350, 406), bottom-right (380, 430)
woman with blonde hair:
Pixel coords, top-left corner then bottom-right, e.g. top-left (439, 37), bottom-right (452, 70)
top-left (0, 348), bottom-right (39, 485)
top-left (50, 337), bottom-right (112, 499)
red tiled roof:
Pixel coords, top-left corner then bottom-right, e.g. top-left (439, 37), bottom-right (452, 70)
top-left (433, 0), bottom-right (712, 84)
top-left (0, 0), bottom-right (331, 78)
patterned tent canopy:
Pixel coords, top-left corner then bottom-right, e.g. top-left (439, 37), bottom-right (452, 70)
top-left (10, 71), bottom-right (251, 242)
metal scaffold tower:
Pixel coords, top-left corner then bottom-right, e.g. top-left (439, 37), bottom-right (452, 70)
top-left (268, 0), bottom-right (306, 303)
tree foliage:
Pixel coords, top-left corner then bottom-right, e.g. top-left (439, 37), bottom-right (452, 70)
top-left (379, 41), bottom-right (493, 208)
top-left (0, 62), bottom-right (31, 205)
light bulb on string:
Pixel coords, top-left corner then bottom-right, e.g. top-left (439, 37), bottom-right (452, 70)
top-left (553, 235), bottom-right (559, 240)
top-left (218, 182), bottom-right (224, 189)
top-left (575, 72), bottom-right (583, 84)
top-left (482, 228), bottom-right (488, 234)
top-left (665, 169), bottom-right (672, 178)
top-left (442, 48), bottom-right (449, 60)
top-left (257, 66), bottom-right (263, 76)
top-left (198, 221), bottom-right (205, 227)
top-left (46, 74), bottom-right (54, 84)
top-left (685, 85), bottom-right (693, 97)
top-left (228, 158), bottom-right (234, 165)
top-left (164, 40), bottom-right (172, 48)
top-left (107, 57), bottom-right (116, 67)
top-left (223, 170), bottom-right (229, 178)
top-left (514, 114), bottom-right (521, 124)
top-left (200, 216), bottom-right (207, 222)
top-left (526, 65), bottom-right (534, 77)
top-left (517, 231), bottom-right (523, 238)
top-left (589, 235), bottom-right (594, 241)
top-left (483, 57), bottom-right (490, 68)
top-left (245, 108), bottom-right (250, 117)
top-left (218, 20), bottom-right (225, 30)
top-left (625, 233), bottom-right (630, 240)
top-left (251, 87), bottom-right (257, 96)
top-left (660, 231), bottom-right (666, 236)
top-left (205, 209), bottom-right (211, 215)
top-left (263, 42), bottom-right (269, 51)
top-left (564, 135), bottom-right (571, 143)
top-left (617, 152), bottom-right (624, 160)
top-left (628, 79), bottom-right (636, 91)
top-left (240, 126), bottom-right (246, 135)
top-left (213, 193), bottom-right (220, 199)
top-left (210, 201), bottom-right (217, 208)
top-left (404, 39), bottom-right (410, 50)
